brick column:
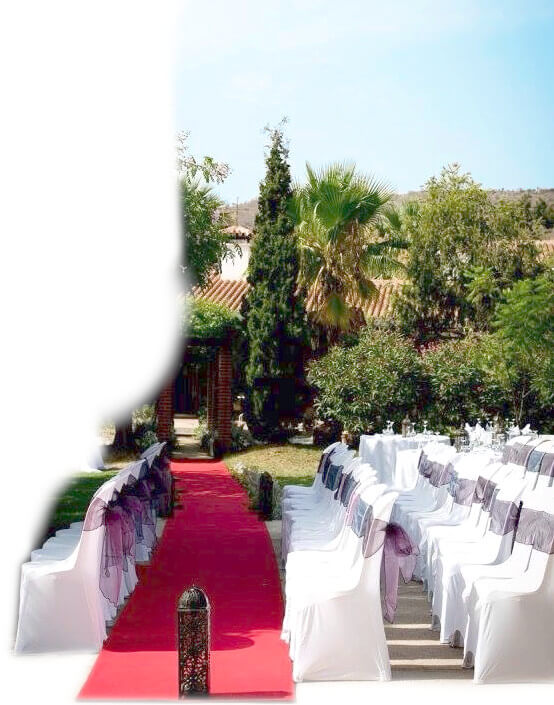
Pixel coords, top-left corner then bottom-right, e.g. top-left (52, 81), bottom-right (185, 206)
top-left (157, 380), bottom-right (174, 442)
top-left (206, 360), bottom-right (217, 433)
top-left (215, 345), bottom-right (232, 452)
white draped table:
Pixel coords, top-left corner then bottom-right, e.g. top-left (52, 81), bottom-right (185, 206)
top-left (359, 433), bottom-right (450, 487)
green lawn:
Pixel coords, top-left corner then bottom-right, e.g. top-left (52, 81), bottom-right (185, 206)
top-left (35, 468), bottom-right (123, 550)
top-left (224, 443), bottom-right (321, 487)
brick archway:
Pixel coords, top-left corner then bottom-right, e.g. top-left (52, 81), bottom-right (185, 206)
top-left (155, 336), bottom-right (233, 454)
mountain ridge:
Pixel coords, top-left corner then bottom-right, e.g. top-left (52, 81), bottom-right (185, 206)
top-left (221, 188), bottom-right (554, 230)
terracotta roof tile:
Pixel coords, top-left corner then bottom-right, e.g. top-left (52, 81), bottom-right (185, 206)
top-left (191, 276), bottom-right (250, 312)
top-left (192, 275), bottom-right (401, 319)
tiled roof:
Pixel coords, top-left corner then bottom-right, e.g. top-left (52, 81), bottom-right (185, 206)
top-left (191, 276), bottom-right (250, 312)
top-left (192, 275), bottom-right (401, 318)
top-left (223, 225), bottom-right (252, 240)
top-left (305, 279), bottom-right (402, 319)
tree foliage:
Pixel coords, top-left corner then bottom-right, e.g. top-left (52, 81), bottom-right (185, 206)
top-left (292, 163), bottom-right (405, 337)
top-left (177, 131), bottom-right (237, 289)
top-left (307, 329), bottom-right (423, 434)
top-left (395, 164), bottom-right (542, 342)
top-left (487, 273), bottom-right (554, 424)
top-left (183, 297), bottom-right (242, 340)
top-left (242, 123), bottom-right (308, 438)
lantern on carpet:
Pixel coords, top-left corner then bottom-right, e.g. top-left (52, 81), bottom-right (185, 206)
top-left (177, 586), bottom-right (210, 697)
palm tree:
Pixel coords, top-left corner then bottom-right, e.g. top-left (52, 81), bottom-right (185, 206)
top-left (291, 162), bottom-right (406, 342)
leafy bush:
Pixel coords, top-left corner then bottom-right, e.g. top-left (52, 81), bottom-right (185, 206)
top-left (195, 421), bottom-right (254, 453)
top-left (133, 424), bottom-right (159, 453)
top-left (183, 298), bottom-right (242, 340)
top-left (420, 335), bottom-right (508, 432)
top-left (307, 329), bottom-right (424, 434)
top-left (493, 273), bottom-right (554, 411)
top-left (231, 424), bottom-right (255, 452)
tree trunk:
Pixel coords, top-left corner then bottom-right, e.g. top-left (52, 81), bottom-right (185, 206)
top-left (113, 417), bottom-right (134, 449)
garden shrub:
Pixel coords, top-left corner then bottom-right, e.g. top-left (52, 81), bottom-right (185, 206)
top-left (420, 334), bottom-right (509, 433)
top-left (307, 329), bottom-right (424, 434)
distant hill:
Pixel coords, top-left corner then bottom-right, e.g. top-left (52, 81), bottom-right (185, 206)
top-left (223, 189), bottom-right (554, 231)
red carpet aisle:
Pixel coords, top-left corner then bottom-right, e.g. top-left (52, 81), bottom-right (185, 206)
top-left (79, 460), bottom-right (293, 700)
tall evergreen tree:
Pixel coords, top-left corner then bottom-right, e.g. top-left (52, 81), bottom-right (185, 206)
top-left (242, 124), bottom-right (307, 438)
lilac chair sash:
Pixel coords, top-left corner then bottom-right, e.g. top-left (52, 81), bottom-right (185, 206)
top-left (448, 474), bottom-right (476, 506)
top-left (428, 461), bottom-right (446, 487)
top-left (534, 512), bottom-right (554, 554)
top-left (439, 462), bottom-right (455, 487)
top-left (350, 497), bottom-right (372, 537)
top-left (472, 475), bottom-right (488, 504)
top-left (339, 474), bottom-right (359, 508)
top-left (325, 463), bottom-right (343, 491)
top-left (539, 453), bottom-right (554, 478)
top-left (100, 506), bottom-right (124, 606)
top-left (490, 499), bottom-right (521, 536)
top-left (380, 523), bottom-right (419, 623)
top-left (418, 453), bottom-right (433, 479)
top-left (482, 482), bottom-right (498, 512)
top-left (503, 441), bottom-right (535, 467)
top-left (119, 494), bottom-right (145, 541)
top-left (320, 448), bottom-right (338, 480)
top-left (515, 508), bottom-right (554, 554)
top-left (317, 449), bottom-right (331, 475)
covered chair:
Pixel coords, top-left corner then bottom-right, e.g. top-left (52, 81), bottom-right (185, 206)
top-left (285, 489), bottom-right (398, 681)
top-left (462, 488), bottom-right (554, 680)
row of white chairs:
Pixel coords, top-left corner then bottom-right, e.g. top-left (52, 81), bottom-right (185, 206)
top-left (14, 442), bottom-right (172, 653)
top-left (393, 435), bottom-right (554, 683)
top-left (281, 443), bottom-right (404, 681)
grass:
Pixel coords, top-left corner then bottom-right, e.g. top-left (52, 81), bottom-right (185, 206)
top-left (224, 443), bottom-right (321, 487)
top-left (34, 458), bottom-right (131, 549)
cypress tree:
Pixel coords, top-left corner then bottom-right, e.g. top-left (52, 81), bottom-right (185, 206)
top-left (242, 125), bottom-right (307, 439)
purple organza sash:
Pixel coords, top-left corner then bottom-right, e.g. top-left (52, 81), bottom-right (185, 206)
top-left (439, 462), bottom-right (455, 487)
top-left (339, 474), bottom-right (359, 508)
top-left (515, 508), bottom-right (554, 554)
top-left (482, 482), bottom-right (498, 512)
top-left (325, 463), bottom-right (343, 491)
top-left (148, 466), bottom-right (170, 515)
top-left (534, 512), bottom-right (554, 554)
top-left (490, 499), bottom-right (521, 535)
top-left (350, 497), bottom-right (372, 537)
top-left (100, 506), bottom-right (124, 606)
top-left (418, 453), bottom-right (432, 479)
top-left (127, 479), bottom-right (156, 547)
top-left (333, 470), bottom-right (349, 501)
top-left (428, 461), bottom-right (446, 487)
top-left (503, 441), bottom-right (535, 467)
top-left (448, 474), bottom-right (476, 506)
top-left (83, 497), bottom-right (109, 531)
top-left (112, 505), bottom-right (135, 569)
top-left (119, 494), bottom-right (145, 541)
top-left (319, 448), bottom-right (337, 479)
top-left (539, 453), bottom-right (554, 478)
top-left (473, 475), bottom-right (488, 504)
top-left (380, 523), bottom-right (419, 623)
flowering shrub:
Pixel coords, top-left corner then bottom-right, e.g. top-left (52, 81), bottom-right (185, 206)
top-left (307, 329), bottom-right (424, 434)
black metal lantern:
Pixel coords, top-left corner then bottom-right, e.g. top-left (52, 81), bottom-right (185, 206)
top-left (177, 586), bottom-right (210, 697)
top-left (258, 471), bottom-right (273, 519)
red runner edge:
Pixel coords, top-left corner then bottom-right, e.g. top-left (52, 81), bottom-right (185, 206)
top-left (79, 459), bottom-right (293, 700)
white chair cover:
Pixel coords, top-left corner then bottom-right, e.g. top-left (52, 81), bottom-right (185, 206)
top-left (285, 489), bottom-right (398, 681)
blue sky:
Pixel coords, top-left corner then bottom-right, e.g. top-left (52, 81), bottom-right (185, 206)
top-left (176, 1), bottom-right (554, 203)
